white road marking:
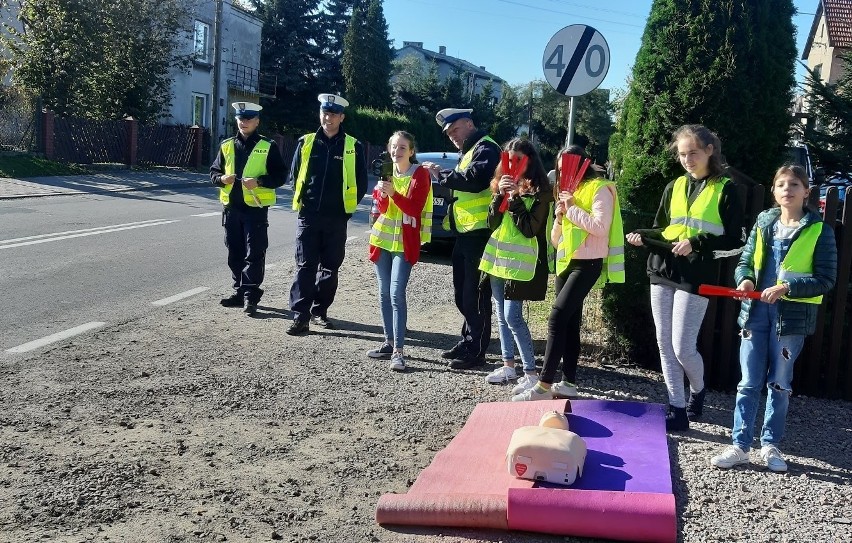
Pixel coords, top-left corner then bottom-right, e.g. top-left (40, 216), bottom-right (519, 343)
top-left (346, 236), bottom-right (358, 242)
top-left (6, 322), bottom-right (106, 354)
top-left (151, 286), bottom-right (210, 306)
top-left (0, 219), bottom-right (171, 245)
top-left (0, 220), bottom-right (179, 250)
top-left (191, 212), bottom-right (220, 217)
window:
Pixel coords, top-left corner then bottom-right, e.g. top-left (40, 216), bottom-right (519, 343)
top-left (193, 21), bottom-right (210, 63)
top-left (192, 93), bottom-right (207, 127)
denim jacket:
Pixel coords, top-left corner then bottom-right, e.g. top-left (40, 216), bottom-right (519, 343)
top-left (735, 207), bottom-right (837, 336)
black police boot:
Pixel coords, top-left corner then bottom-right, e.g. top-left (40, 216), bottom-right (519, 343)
top-left (243, 298), bottom-right (257, 316)
top-left (286, 319), bottom-right (309, 336)
top-left (220, 294), bottom-right (242, 307)
top-left (441, 341), bottom-right (468, 359)
top-left (665, 406), bottom-right (689, 432)
top-left (448, 354), bottom-right (486, 370)
top-left (686, 388), bottom-right (706, 421)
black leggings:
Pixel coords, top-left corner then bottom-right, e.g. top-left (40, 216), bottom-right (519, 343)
top-left (540, 258), bottom-right (602, 385)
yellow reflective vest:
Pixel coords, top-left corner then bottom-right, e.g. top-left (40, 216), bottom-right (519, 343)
top-left (369, 169), bottom-right (434, 251)
top-left (555, 179), bottom-right (625, 287)
top-left (479, 197), bottom-right (539, 281)
top-left (445, 135), bottom-right (497, 233)
top-left (292, 133), bottom-right (358, 213)
top-left (754, 222), bottom-right (823, 304)
top-left (662, 176), bottom-right (729, 241)
top-left (219, 138), bottom-right (276, 207)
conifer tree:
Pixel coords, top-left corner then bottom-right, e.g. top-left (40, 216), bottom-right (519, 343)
top-left (801, 53), bottom-right (852, 177)
top-left (342, 0), bottom-right (392, 109)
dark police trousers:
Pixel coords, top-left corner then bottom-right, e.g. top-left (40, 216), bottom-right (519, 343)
top-left (452, 232), bottom-right (492, 358)
top-left (223, 205), bottom-right (268, 304)
top-left (289, 214), bottom-right (348, 321)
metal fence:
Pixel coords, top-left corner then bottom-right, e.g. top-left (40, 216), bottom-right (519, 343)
top-left (0, 90), bottom-right (36, 151)
top-left (138, 124), bottom-right (208, 167)
top-left (52, 116), bottom-right (127, 164)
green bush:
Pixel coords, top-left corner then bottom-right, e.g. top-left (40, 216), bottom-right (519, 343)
top-left (344, 107), bottom-right (451, 153)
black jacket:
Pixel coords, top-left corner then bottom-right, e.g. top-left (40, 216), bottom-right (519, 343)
top-left (482, 190), bottom-right (554, 301)
top-left (634, 175), bottom-right (746, 293)
top-left (288, 128), bottom-right (369, 217)
top-left (210, 131), bottom-right (286, 209)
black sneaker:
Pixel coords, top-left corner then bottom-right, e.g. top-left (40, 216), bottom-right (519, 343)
top-left (220, 294), bottom-right (242, 307)
top-left (448, 355), bottom-right (486, 370)
top-left (441, 341), bottom-right (468, 359)
top-left (310, 315), bottom-right (334, 329)
top-left (686, 388), bottom-right (706, 421)
top-left (665, 405), bottom-right (689, 432)
top-left (286, 319), bottom-right (309, 336)
top-left (243, 299), bottom-right (257, 316)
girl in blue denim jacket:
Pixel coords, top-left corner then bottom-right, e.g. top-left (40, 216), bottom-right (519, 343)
top-left (711, 165), bottom-right (836, 473)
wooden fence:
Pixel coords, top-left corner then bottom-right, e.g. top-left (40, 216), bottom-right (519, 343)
top-left (40, 111), bottom-right (207, 169)
top-left (701, 184), bottom-right (851, 399)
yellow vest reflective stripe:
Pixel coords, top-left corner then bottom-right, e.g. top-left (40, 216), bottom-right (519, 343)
top-left (448, 135), bottom-right (497, 233)
top-left (661, 176), bottom-right (729, 241)
top-left (479, 197), bottom-right (538, 281)
top-left (754, 222), bottom-right (823, 304)
top-left (219, 138), bottom-right (276, 207)
top-left (369, 170), bottom-right (434, 251)
top-left (292, 133), bottom-right (358, 213)
top-left (555, 179), bottom-right (625, 286)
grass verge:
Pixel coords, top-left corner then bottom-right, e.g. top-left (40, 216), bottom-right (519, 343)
top-left (0, 154), bottom-right (90, 178)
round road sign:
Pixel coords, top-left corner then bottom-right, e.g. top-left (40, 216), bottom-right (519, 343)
top-left (542, 24), bottom-right (610, 97)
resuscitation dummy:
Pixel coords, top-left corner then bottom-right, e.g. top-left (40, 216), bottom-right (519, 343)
top-left (505, 410), bottom-right (587, 486)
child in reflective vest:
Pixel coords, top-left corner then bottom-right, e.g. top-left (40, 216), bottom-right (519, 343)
top-left (480, 138), bottom-right (553, 390)
top-left (512, 145), bottom-right (624, 401)
top-left (626, 125), bottom-right (744, 430)
top-left (367, 131), bottom-right (432, 372)
top-left (710, 164), bottom-right (836, 472)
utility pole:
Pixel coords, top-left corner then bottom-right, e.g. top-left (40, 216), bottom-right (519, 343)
top-left (210, 0), bottom-right (224, 162)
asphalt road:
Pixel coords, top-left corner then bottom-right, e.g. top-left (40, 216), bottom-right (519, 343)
top-left (0, 186), bottom-right (375, 355)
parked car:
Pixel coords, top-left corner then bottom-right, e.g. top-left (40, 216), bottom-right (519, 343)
top-left (817, 174), bottom-right (851, 218)
top-left (369, 151), bottom-right (459, 242)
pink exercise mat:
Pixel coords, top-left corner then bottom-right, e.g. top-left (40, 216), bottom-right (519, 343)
top-left (375, 399), bottom-right (676, 542)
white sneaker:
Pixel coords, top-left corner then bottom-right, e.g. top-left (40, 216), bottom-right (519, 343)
top-left (389, 352), bottom-right (406, 372)
top-left (485, 365), bottom-right (518, 384)
top-left (760, 445), bottom-right (787, 473)
top-left (511, 374), bottom-right (539, 394)
top-left (511, 386), bottom-right (553, 402)
top-left (710, 445), bottom-right (750, 469)
top-left (551, 381), bottom-right (579, 398)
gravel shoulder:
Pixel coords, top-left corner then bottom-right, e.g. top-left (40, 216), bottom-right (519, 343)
top-left (1, 235), bottom-right (851, 543)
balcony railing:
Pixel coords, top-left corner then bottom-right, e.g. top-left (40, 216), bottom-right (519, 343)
top-left (225, 62), bottom-right (277, 98)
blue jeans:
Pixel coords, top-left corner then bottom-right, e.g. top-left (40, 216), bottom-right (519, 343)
top-left (732, 300), bottom-right (805, 451)
top-left (374, 249), bottom-right (412, 350)
top-left (490, 277), bottom-right (536, 373)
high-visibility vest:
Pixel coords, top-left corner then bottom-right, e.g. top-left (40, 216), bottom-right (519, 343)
top-left (369, 168), bottom-right (434, 251)
top-left (445, 135), bottom-right (497, 233)
top-left (555, 179), bottom-right (625, 286)
top-left (292, 133), bottom-right (358, 213)
top-left (754, 221), bottom-right (823, 304)
top-left (479, 196), bottom-right (539, 281)
top-left (661, 176), bottom-right (729, 241)
top-left (219, 138), bottom-right (276, 207)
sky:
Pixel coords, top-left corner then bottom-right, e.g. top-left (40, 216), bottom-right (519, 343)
top-left (383, 0), bottom-right (819, 93)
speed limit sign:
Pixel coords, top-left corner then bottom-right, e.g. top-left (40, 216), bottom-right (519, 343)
top-left (542, 25), bottom-right (610, 97)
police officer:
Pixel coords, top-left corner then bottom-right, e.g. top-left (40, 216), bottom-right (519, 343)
top-left (286, 93), bottom-right (368, 335)
top-left (210, 102), bottom-right (286, 316)
top-left (421, 108), bottom-right (501, 369)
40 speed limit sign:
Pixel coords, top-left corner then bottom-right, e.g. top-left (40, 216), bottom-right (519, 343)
top-left (542, 24), bottom-right (610, 97)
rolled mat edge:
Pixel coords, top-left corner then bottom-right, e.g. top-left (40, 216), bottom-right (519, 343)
top-left (375, 493), bottom-right (508, 530)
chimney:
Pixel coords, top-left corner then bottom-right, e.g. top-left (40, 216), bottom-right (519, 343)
top-left (479, 66), bottom-right (486, 71)
top-left (403, 41), bottom-right (424, 48)
top-left (439, 45), bottom-right (446, 55)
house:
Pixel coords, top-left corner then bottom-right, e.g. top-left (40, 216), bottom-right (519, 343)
top-left (0, 1), bottom-right (23, 86)
top-left (395, 42), bottom-right (504, 103)
top-left (802, 0), bottom-right (852, 85)
top-left (168, 0), bottom-right (275, 145)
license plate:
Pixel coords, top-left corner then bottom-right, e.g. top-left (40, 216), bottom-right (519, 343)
top-left (433, 197), bottom-right (444, 206)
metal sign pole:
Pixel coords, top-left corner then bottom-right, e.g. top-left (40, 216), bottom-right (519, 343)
top-left (566, 96), bottom-right (576, 146)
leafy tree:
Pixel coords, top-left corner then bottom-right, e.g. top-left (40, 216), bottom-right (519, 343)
top-left (490, 83), bottom-right (526, 145)
top-left (342, 0), bottom-right (392, 109)
top-left (3, 0), bottom-right (192, 121)
top-left (800, 53), bottom-right (852, 177)
top-left (605, 0), bottom-right (798, 365)
top-left (257, 0), bottom-right (326, 134)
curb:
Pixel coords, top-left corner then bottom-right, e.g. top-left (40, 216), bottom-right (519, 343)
top-left (0, 182), bottom-right (209, 200)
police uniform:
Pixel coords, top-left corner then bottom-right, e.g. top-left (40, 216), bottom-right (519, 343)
top-left (434, 108), bottom-right (501, 368)
top-left (210, 102), bottom-right (286, 315)
top-left (286, 94), bottom-right (369, 335)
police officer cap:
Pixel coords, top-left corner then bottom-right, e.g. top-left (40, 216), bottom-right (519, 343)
top-left (436, 108), bottom-right (473, 132)
top-left (318, 93), bottom-right (349, 114)
top-left (232, 102), bottom-right (262, 119)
